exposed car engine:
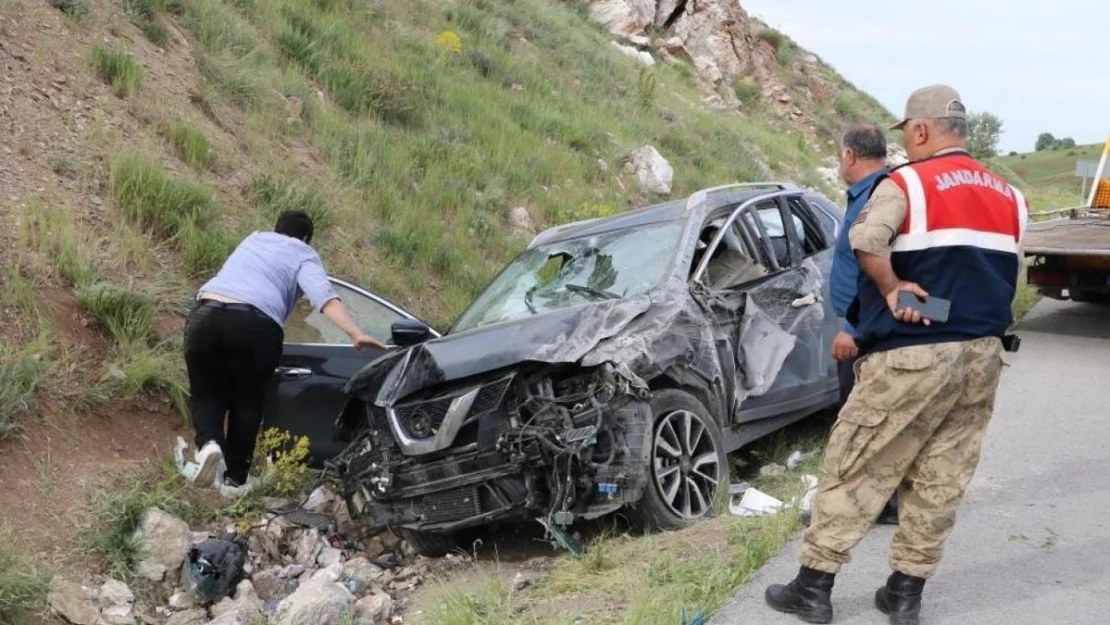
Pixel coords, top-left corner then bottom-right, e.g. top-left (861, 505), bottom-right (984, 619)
top-left (334, 364), bottom-right (652, 536)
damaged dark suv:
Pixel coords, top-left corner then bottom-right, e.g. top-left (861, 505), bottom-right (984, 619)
top-left (267, 183), bottom-right (846, 555)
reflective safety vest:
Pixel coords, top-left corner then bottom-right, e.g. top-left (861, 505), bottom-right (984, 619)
top-left (853, 151), bottom-right (1029, 352)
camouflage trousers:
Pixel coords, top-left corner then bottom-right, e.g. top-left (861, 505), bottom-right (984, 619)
top-left (799, 336), bottom-right (1004, 579)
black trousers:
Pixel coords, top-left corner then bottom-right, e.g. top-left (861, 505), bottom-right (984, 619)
top-left (184, 302), bottom-right (283, 483)
top-left (837, 350), bottom-right (900, 522)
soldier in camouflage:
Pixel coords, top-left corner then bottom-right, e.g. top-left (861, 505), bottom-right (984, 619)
top-left (765, 85), bottom-right (1027, 625)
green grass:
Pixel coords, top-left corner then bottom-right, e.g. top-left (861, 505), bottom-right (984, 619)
top-left (0, 530), bottom-right (50, 625)
top-left (48, 0), bottom-right (90, 20)
top-left (75, 282), bottom-right (156, 346)
top-left (109, 153), bottom-right (215, 239)
top-left (159, 119), bottom-right (217, 170)
top-left (91, 46), bottom-right (144, 98)
top-left (0, 352), bottom-right (46, 439)
top-left (252, 172), bottom-right (330, 229)
top-left (82, 471), bottom-right (197, 579)
top-left (20, 204), bottom-right (101, 288)
top-left (997, 143), bottom-right (1103, 189)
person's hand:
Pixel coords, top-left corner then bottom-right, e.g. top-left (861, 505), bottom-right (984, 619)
top-left (352, 334), bottom-right (387, 351)
top-left (886, 282), bottom-right (931, 326)
top-left (831, 331), bottom-right (859, 361)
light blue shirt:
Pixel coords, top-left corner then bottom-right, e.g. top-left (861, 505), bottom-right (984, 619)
top-left (198, 232), bottom-right (338, 326)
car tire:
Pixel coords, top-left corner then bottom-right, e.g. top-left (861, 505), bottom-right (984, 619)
top-left (633, 389), bottom-right (727, 531)
top-left (396, 527), bottom-right (457, 558)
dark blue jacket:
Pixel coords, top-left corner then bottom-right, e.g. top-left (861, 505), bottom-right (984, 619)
top-left (829, 168), bottom-right (887, 334)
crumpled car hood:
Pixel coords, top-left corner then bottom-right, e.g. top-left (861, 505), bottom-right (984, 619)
top-left (345, 295), bottom-right (652, 405)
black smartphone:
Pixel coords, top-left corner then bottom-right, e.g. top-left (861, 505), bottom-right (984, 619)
top-left (895, 291), bottom-right (951, 323)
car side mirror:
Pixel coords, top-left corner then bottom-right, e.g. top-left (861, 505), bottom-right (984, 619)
top-left (391, 319), bottom-right (433, 347)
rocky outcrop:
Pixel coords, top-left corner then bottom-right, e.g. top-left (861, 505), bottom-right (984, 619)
top-left (627, 145), bottom-right (674, 195)
top-left (132, 508), bottom-right (192, 582)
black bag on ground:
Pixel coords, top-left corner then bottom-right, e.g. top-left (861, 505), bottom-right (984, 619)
top-left (181, 532), bottom-right (249, 604)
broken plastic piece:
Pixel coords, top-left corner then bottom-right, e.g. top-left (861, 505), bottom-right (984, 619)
top-left (786, 449), bottom-right (819, 470)
top-left (728, 487), bottom-right (784, 516)
top-left (596, 483), bottom-right (619, 495)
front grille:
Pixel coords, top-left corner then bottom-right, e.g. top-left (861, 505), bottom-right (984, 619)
top-left (392, 375), bottom-right (513, 440)
top-left (470, 376), bottom-right (512, 416)
top-left (422, 486), bottom-right (481, 524)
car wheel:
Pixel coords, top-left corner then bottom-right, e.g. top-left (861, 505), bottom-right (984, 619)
top-left (396, 527), bottom-right (457, 558)
top-left (634, 389), bottom-right (727, 530)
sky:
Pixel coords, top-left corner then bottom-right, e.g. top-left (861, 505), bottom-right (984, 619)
top-left (741, 0), bottom-right (1110, 153)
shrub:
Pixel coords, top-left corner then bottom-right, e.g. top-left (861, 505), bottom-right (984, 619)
top-left (91, 46), bottom-right (144, 98)
top-left (48, 0), bottom-right (90, 19)
top-left (757, 28), bottom-right (784, 51)
top-left (0, 354), bottom-right (44, 439)
top-left (75, 282), bottom-right (155, 346)
top-left (255, 428), bottom-right (311, 496)
top-left (179, 221), bottom-right (235, 278)
top-left (251, 173), bottom-right (330, 230)
top-left (159, 120), bottom-right (216, 170)
top-left (0, 531), bottom-right (49, 625)
top-left (321, 65), bottom-right (425, 126)
top-left (733, 77), bottom-right (761, 106)
top-left (109, 154), bottom-right (215, 239)
top-left (435, 30), bottom-right (463, 55)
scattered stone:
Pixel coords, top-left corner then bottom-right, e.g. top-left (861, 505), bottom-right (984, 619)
top-left (304, 486), bottom-right (338, 513)
top-left (588, 0), bottom-right (655, 36)
top-left (48, 577), bottom-right (100, 625)
top-left (209, 580), bottom-right (262, 623)
top-left (317, 546), bottom-right (344, 568)
top-left (252, 568), bottom-right (290, 603)
top-left (136, 560), bottom-right (167, 582)
top-left (168, 591), bottom-right (197, 611)
top-left (344, 557), bottom-right (386, 596)
top-left (90, 195), bottom-right (102, 206)
top-left (294, 529), bottom-right (323, 568)
top-left (99, 579), bottom-right (134, 607)
top-left (509, 206), bottom-right (534, 235)
top-left (165, 608), bottom-right (207, 625)
top-left (597, 159), bottom-right (609, 174)
top-left (364, 536), bottom-right (387, 559)
top-left (133, 508), bottom-right (193, 581)
top-left (628, 145), bottom-right (674, 195)
top-left (313, 563), bottom-right (346, 583)
top-left (281, 564), bottom-right (306, 579)
top-left (887, 142), bottom-right (909, 167)
top-left (759, 463), bottom-right (786, 476)
top-left (277, 575), bottom-right (355, 625)
top-left (610, 41), bottom-right (654, 66)
top-left (100, 603), bottom-right (137, 625)
top-left (283, 95), bottom-right (303, 123)
top-left (353, 592), bottom-right (393, 625)
top-left (511, 571), bottom-right (543, 593)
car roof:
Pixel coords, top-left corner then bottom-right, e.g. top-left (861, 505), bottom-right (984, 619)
top-left (527, 182), bottom-right (820, 248)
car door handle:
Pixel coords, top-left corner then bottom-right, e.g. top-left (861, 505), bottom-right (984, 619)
top-left (275, 367), bottom-right (313, 381)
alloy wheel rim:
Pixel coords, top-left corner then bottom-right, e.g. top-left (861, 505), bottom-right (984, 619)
top-left (651, 409), bottom-right (720, 519)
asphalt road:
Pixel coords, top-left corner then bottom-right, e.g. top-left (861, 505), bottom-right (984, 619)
top-left (711, 299), bottom-right (1110, 625)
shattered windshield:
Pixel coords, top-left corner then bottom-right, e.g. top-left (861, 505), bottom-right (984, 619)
top-left (451, 221), bottom-right (684, 334)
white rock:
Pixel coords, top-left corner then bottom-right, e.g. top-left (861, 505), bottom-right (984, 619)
top-left (317, 547), bottom-right (345, 568)
top-left (100, 603), bottom-right (137, 625)
top-left (277, 575), bottom-right (356, 625)
top-left (99, 579), bottom-right (134, 607)
top-left (165, 608), bottom-right (207, 625)
top-left (191, 531), bottom-right (211, 546)
top-left (610, 41), bottom-right (654, 66)
top-left (509, 206), bottom-right (534, 235)
top-left (354, 592), bottom-right (393, 625)
top-left (816, 166), bottom-right (841, 189)
top-left (759, 463), bottom-right (786, 476)
top-left (281, 564), bottom-right (306, 579)
top-left (511, 571), bottom-right (543, 593)
top-left (887, 142), bottom-right (909, 167)
top-left (294, 529), bottom-right (323, 568)
top-left (628, 145), bottom-right (673, 195)
top-left (344, 557), bottom-right (386, 596)
top-left (313, 563), bottom-right (346, 583)
top-left (48, 577), bottom-right (100, 625)
top-left (136, 559), bottom-right (167, 582)
top-left (168, 590), bottom-right (197, 611)
top-left (304, 486), bottom-right (338, 513)
top-left (588, 0), bottom-right (656, 36)
top-left (209, 580), bottom-right (262, 623)
top-left (132, 509), bottom-right (192, 580)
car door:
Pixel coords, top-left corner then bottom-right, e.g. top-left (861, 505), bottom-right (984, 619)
top-left (693, 195), bottom-right (839, 423)
top-left (261, 277), bottom-right (437, 466)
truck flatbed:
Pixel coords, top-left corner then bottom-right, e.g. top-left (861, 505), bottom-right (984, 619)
top-left (1024, 217), bottom-right (1110, 256)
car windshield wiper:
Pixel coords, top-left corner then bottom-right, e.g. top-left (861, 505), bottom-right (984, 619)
top-left (564, 283), bottom-right (620, 300)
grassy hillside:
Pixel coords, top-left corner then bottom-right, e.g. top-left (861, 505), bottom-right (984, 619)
top-left (996, 143), bottom-right (1103, 209)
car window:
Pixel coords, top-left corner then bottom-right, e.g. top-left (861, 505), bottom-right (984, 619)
top-left (695, 217), bottom-right (769, 290)
top-left (285, 281), bottom-right (406, 344)
top-left (804, 194), bottom-right (842, 242)
top-left (451, 221), bottom-right (684, 334)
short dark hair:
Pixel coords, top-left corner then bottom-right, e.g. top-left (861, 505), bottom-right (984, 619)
top-left (842, 124), bottom-right (887, 160)
top-left (933, 117), bottom-right (968, 139)
top-left (275, 210), bottom-right (314, 243)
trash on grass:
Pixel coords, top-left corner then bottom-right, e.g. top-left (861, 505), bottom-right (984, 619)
top-left (729, 487), bottom-right (784, 516)
top-left (181, 534), bottom-right (249, 604)
top-left (786, 449), bottom-right (819, 470)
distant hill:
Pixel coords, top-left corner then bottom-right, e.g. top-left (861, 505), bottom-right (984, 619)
top-left (996, 143), bottom-right (1104, 209)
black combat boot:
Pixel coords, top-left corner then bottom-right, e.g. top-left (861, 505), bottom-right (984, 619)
top-left (875, 571), bottom-right (926, 625)
top-left (765, 566), bottom-right (835, 624)
top-left (876, 491), bottom-right (900, 526)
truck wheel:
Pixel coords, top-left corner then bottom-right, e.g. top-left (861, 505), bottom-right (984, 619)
top-left (633, 389), bottom-right (727, 530)
top-left (396, 528), bottom-right (457, 557)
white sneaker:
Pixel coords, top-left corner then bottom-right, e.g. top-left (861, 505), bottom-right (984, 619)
top-left (218, 475), bottom-right (258, 499)
top-left (193, 441), bottom-right (224, 487)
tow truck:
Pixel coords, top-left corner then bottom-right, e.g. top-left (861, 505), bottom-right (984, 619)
top-left (1024, 136), bottom-right (1110, 303)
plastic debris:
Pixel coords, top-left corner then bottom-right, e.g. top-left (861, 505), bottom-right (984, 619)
top-left (729, 487), bottom-right (784, 516)
top-left (759, 463), bottom-right (786, 476)
top-left (786, 449), bottom-right (819, 470)
top-left (181, 534), bottom-right (249, 604)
